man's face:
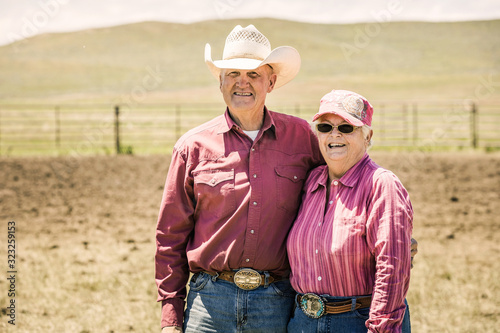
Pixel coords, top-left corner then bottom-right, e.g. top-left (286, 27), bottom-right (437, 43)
top-left (219, 65), bottom-right (277, 114)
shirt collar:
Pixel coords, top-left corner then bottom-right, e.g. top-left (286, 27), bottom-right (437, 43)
top-left (309, 153), bottom-right (371, 192)
top-left (308, 165), bottom-right (330, 193)
top-left (218, 107), bottom-right (277, 140)
top-left (216, 109), bottom-right (233, 134)
top-left (338, 153), bottom-right (371, 188)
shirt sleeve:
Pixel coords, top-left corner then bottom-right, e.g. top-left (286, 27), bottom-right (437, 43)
top-left (155, 147), bottom-right (195, 327)
top-left (365, 170), bottom-right (413, 332)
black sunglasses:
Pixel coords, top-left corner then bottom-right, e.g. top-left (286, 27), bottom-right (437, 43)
top-left (316, 123), bottom-right (357, 134)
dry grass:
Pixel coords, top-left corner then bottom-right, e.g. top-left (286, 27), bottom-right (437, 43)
top-left (374, 152), bottom-right (500, 332)
top-left (0, 151), bottom-right (499, 332)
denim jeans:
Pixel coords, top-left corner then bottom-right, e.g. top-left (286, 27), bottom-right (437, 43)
top-left (287, 295), bottom-right (411, 333)
top-left (184, 272), bottom-right (296, 333)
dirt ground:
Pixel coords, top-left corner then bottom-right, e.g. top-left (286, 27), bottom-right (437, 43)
top-left (0, 151), bottom-right (499, 332)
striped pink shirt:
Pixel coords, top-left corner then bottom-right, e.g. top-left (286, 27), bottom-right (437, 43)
top-left (287, 154), bottom-right (413, 332)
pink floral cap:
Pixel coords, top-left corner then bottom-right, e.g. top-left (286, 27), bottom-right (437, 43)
top-left (312, 90), bottom-right (373, 127)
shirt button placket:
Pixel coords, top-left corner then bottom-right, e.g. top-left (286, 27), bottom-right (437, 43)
top-left (246, 144), bottom-right (260, 268)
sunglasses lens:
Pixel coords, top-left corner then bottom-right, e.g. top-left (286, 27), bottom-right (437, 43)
top-left (338, 124), bottom-right (355, 133)
top-left (317, 123), bottom-right (356, 133)
top-left (317, 123), bottom-right (333, 133)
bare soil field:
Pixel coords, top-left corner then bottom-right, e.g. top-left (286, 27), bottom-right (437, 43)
top-left (0, 151), bottom-right (499, 332)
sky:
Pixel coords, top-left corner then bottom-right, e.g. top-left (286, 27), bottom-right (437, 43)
top-left (2, 0), bottom-right (500, 46)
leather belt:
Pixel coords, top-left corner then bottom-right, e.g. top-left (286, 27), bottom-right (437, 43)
top-left (298, 293), bottom-right (372, 318)
top-left (204, 268), bottom-right (285, 290)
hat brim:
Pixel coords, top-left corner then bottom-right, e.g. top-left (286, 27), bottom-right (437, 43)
top-left (312, 110), bottom-right (365, 127)
top-left (205, 43), bottom-right (301, 89)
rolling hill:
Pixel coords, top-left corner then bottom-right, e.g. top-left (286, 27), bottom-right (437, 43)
top-left (0, 18), bottom-right (499, 104)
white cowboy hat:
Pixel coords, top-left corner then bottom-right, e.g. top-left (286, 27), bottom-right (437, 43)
top-left (205, 25), bottom-right (301, 89)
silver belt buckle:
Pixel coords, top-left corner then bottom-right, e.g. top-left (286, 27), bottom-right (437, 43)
top-left (233, 268), bottom-right (262, 290)
top-left (300, 293), bottom-right (325, 318)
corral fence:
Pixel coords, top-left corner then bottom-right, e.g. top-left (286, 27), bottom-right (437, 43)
top-left (0, 101), bottom-right (499, 156)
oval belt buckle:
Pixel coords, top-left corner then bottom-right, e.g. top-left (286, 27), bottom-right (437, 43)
top-left (233, 268), bottom-right (262, 290)
top-left (300, 293), bottom-right (325, 318)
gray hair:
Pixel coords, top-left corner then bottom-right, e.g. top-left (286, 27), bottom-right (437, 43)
top-left (310, 120), bottom-right (373, 149)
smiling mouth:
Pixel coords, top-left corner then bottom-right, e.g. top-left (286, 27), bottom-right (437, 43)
top-left (328, 143), bottom-right (345, 148)
top-left (234, 92), bottom-right (252, 96)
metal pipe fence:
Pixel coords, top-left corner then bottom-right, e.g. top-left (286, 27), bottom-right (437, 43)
top-left (0, 101), bottom-right (499, 156)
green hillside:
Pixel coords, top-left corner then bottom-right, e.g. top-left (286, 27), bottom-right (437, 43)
top-left (1, 18), bottom-right (499, 104)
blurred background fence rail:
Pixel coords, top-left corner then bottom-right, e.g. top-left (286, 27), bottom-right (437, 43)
top-left (0, 101), bottom-right (499, 156)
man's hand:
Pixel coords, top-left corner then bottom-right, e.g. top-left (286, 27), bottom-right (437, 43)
top-left (161, 326), bottom-right (182, 333)
top-left (410, 237), bottom-right (418, 269)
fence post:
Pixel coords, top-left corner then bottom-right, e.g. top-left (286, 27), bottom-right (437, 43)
top-left (379, 104), bottom-right (385, 144)
top-left (471, 102), bottom-right (478, 149)
top-left (402, 104), bottom-right (408, 146)
top-left (413, 103), bottom-right (418, 146)
top-left (55, 105), bottom-right (61, 152)
top-left (175, 105), bottom-right (181, 140)
top-left (115, 105), bottom-right (121, 154)
top-left (295, 104), bottom-right (300, 118)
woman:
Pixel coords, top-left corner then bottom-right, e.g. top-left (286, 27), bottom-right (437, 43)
top-left (287, 90), bottom-right (412, 332)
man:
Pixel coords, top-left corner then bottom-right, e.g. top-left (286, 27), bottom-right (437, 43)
top-left (155, 25), bottom-right (417, 333)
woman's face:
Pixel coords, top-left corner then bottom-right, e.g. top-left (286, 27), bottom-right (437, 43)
top-left (316, 113), bottom-right (371, 176)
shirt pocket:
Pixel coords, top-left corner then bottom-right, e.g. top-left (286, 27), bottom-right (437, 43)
top-left (193, 169), bottom-right (235, 219)
top-left (275, 165), bottom-right (307, 213)
top-left (331, 216), bottom-right (367, 256)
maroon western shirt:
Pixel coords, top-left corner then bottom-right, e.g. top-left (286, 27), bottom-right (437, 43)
top-left (155, 107), bottom-right (323, 327)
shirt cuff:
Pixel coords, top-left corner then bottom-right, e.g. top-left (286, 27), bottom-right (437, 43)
top-left (161, 298), bottom-right (185, 328)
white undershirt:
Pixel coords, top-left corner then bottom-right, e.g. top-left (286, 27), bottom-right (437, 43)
top-left (243, 130), bottom-right (260, 141)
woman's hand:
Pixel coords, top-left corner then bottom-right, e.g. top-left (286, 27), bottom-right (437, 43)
top-left (161, 326), bottom-right (182, 333)
top-left (411, 238), bottom-right (418, 268)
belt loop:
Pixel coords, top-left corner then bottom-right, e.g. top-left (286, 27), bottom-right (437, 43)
top-left (211, 272), bottom-right (219, 282)
top-left (263, 271), bottom-right (270, 288)
top-left (351, 298), bottom-right (357, 311)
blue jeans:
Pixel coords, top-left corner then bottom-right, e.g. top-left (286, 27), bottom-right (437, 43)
top-left (184, 272), bottom-right (296, 333)
top-left (287, 295), bottom-right (411, 333)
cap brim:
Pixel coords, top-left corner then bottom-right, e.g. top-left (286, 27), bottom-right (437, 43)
top-left (204, 43), bottom-right (300, 89)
